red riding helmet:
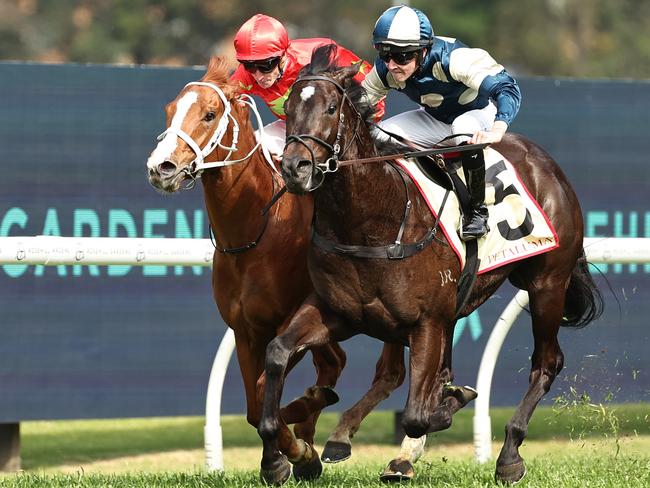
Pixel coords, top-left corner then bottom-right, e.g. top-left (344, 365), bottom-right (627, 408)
top-left (234, 14), bottom-right (290, 61)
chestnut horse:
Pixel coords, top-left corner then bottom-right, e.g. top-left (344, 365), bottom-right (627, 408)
top-left (145, 57), bottom-right (409, 480)
top-left (257, 46), bottom-right (603, 484)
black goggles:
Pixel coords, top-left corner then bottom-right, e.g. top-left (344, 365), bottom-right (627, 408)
top-left (377, 49), bottom-right (420, 65)
top-left (240, 57), bottom-right (281, 74)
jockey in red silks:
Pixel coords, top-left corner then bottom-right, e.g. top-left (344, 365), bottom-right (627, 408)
top-left (230, 14), bottom-right (385, 157)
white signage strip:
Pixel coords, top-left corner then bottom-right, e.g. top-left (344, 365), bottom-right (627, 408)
top-left (0, 236), bottom-right (647, 267)
top-left (583, 237), bottom-right (650, 263)
top-left (0, 236), bottom-right (215, 266)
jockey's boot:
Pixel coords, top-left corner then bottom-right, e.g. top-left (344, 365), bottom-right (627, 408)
top-left (460, 150), bottom-right (489, 241)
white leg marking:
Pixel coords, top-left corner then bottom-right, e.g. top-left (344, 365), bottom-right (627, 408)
top-left (397, 435), bottom-right (427, 463)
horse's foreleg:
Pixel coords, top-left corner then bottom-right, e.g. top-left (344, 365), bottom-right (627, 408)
top-left (322, 342), bottom-right (405, 463)
top-left (270, 343), bottom-right (342, 428)
top-left (231, 329), bottom-right (267, 430)
top-left (379, 383), bottom-right (478, 481)
top-left (496, 287), bottom-right (565, 484)
top-left (289, 343), bottom-right (346, 481)
top-left (278, 383), bottom-right (340, 425)
top-left (289, 343), bottom-right (346, 444)
top-left (401, 320), bottom-right (454, 438)
top-left (380, 322), bottom-right (477, 481)
top-left (256, 345), bottom-right (341, 429)
top-left (379, 434), bottom-right (427, 482)
top-left (377, 320), bottom-right (451, 483)
top-left (258, 294), bottom-right (345, 485)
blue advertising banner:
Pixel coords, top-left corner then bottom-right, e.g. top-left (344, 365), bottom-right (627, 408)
top-left (0, 62), bottom-right (648, 421)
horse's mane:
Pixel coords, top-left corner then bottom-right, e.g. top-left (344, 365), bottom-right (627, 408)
top-left (301, 45), bottom-right (401, 155)
top-left (301, 45), bottom-right (377, 124)
top-left (200, 56), bottom-right (233, 87)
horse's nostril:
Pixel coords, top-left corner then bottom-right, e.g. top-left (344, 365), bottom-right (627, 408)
top-left (158, 161), bottom-right (177, 176)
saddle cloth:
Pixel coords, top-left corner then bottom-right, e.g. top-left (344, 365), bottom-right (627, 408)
top-left (395, 147), bottom-right (559, 274)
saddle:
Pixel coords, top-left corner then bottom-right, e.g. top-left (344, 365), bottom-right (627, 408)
top-left (414, 152), bottom-right (471, 215)
top-left (402, 147), bottom-right (559, 316)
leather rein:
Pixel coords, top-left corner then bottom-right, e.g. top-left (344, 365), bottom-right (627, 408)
top-left (285, 74), bottom-right (453, 260)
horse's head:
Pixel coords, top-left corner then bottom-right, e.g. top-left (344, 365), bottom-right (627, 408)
top-left (282, 45), bottom-right (369, 194)
top-left (147, 57), bottom-right (239, 193)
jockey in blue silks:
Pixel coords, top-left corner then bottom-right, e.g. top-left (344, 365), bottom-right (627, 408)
top-left (362, 5), bottom-right (522, 241)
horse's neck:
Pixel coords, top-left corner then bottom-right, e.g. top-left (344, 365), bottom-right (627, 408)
top-left (201, 113), bottom-right (273, 248)
top-left (314, 126), bottom-right (407, 240)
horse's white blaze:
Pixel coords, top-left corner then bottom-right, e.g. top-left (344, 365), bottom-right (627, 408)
top-left (300, 86), bottom-right (315, 101)
top-left (147, 92), bottom-right (198, 170)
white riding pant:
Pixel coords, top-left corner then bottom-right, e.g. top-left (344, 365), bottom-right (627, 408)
top-left (377, 102), bottom-right (497, 147)
top-left (255, 119), bottom-right (286, 158)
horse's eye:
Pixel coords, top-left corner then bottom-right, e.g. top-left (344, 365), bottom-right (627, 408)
top-left (327, 103), bottom-right (337, 115)
top-left (204, 112), bottom-right (216, 122)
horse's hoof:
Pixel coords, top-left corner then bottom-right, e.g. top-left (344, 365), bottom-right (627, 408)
top-left (444, 384), bottom-right (478, 407)
top-left (321, 440), bottom-right (351, 463)
top-left (260, 455), bottom-right (292, 486)
top-left (319, 386), bottom-right (340, 406)
top-left (379, 459), bottom-right (415, 483)
top-left (293, 452), bottom-right (323, 481)
top-left (307, 385), bottom-right (339, 407)
top-left (495, 460), bottom-right (526, 484)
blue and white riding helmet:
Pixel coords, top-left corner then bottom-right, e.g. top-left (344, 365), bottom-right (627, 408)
top-left (372, 5), bottom-right (434, 51)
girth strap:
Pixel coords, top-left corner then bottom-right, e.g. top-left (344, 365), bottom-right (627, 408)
top-left (312, 225), bottom-right (438, 260)
top-left (311, 189), bottom-right (450, 260)
top-left (454, 239), bottom-right (480, 318)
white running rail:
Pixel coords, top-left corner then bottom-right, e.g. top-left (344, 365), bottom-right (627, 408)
top-left (204, 328), bottom-right (236, 470)
top-left (0, 236), bottom-right (215, 266)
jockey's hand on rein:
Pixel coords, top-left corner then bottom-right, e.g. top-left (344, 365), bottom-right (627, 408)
top-left (470, 129), bottom-right (502, 145)
top-left (470, 121), bottom-right (508, 145)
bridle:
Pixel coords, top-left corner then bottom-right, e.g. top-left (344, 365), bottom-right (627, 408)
top-left (155, 81), bottom-right (278, 188)
top-left (283, 73), bottom-right (446, 260)
top-left (284, 75), bottom-right (363, 191)
top-left (155, 81), bottom-right (282, 254)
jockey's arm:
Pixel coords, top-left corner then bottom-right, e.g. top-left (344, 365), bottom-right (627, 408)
top-left (449, 47), bottom-right (522, 144)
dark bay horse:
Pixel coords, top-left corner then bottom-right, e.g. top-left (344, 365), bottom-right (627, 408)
top-left (257, 46), bottom-right (603, 484)
top-left (145, 57), bottom-right (408, 480)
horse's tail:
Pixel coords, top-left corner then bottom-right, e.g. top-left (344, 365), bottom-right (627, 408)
top-left (561, 252), bottom-right (604, 328)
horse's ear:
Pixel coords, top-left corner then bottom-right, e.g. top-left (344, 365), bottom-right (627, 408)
top-left (201, 56), bottom-right (237, 98)
top-left (230, 88), bottom-right (249, 114)
top-left (222, 81), bottom-right (239, 101)
top-left (334, 61), bottom-right (362, 87)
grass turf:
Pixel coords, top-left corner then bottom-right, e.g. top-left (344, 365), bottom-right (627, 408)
top-left (17, 403), bottom-right (649, 469)
top-left (5, 453), bottom-right (650, 487)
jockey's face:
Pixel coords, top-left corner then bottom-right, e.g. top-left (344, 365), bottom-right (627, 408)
top-left (246, 55), bottom-right (285, 89)
top-left (386, 57), bottom-right (417, 83)
top-left (385, 52), bottom-right (421, 83)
